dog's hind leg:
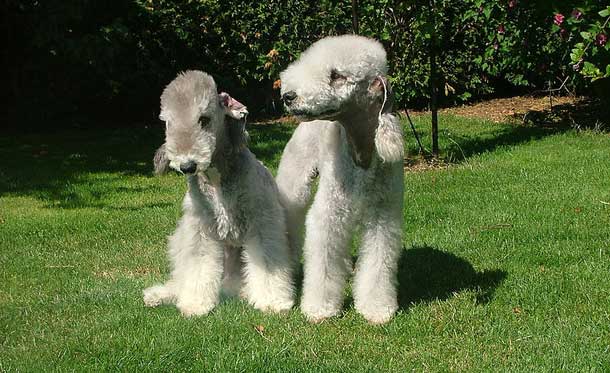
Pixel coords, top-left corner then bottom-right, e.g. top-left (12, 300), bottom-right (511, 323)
top-left (276, 122), bottom-right (320, 262)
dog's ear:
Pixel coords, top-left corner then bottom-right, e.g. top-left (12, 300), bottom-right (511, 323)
top-left (159, 111), bottom-right (171, 131)
top-left (368, 75), bottom-right (393, 114)
top-left (153, 143), bottom-right (170, 175)
top-left (370, 76), bottom-right (403, 163)
top-left (219, 92), bottom-right (248, 120)
top-left (375, 113), bottom-right (404, 164)
top-left (219, 92), bottom-right (249, 150)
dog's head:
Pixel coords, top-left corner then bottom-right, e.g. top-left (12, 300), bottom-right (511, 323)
top-left (280, 35), bottom-right (390, 121)
top-left (157, 70), bottom-right (247, 175)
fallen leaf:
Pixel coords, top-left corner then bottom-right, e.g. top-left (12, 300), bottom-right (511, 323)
top-left (253, 325), bottom-right (271, 342)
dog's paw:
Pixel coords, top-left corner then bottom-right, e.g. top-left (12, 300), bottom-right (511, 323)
top-left (301, 303), bottom-right (341, 323)
top-left (243, 280), bottom-right (295, 314)
top-left (356, 303), bottom-right (398, 325)
top-left (251, 298), bottom-right (294, 314)
top-left (143, 285), bottom-right (173, 307)
top-left (176, 300), bottom-right (216, 317)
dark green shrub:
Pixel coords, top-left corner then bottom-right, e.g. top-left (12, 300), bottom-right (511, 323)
top-left (3, 0), bottom-right (599, 126)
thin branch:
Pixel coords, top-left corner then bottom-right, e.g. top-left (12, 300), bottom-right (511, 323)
top-left (404, 109), bottom-right (426, 155)
top-left (351, 0), bottom-right (359, 35)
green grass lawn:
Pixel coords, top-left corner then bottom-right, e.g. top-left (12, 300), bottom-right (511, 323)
top-left (1, 116), bottom-right (609, 371)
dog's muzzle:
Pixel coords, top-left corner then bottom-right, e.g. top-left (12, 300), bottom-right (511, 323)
top-left (179, 160), bottom-right (197, 174)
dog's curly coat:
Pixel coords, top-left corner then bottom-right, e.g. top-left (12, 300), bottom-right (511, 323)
top-left (277, 35), bottom-right (404, 324)
top-left (143, 71), bottom-right (295, 317)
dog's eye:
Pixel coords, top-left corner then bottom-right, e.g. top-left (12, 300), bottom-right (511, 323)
top-left (330, 70), bottom-right (345, 82)
top-left (199, 116), bottom-right (210, 128)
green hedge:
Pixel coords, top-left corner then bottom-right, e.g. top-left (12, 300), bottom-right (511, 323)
top-left (3, 0), bottom-right (595, 125)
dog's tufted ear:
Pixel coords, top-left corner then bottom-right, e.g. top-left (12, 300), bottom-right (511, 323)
top-left (219, 92), bottom-right (248, 120)
top-left (219, 92), bottom-right (249, 150)
top-left (153, 143), bottom-right (170, 175)
top-left (368, 75), bottom-right (393, 114)
top-left (375, 113), bottom-right (404, 164)
top-left (370, 76), bottom-right (403, 163)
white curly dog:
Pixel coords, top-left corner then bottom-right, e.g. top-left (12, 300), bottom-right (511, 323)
top-left (277, 35), bottom-right (404, 324)
top-left (143, 70), bottom-right (294, 317)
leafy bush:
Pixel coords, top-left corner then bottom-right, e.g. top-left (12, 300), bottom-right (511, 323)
top-left (3, 0), bottom-right (601, 126)
top-left (554, 4), bottom-right (610, 81)
top-left (361, 0), bottom-right (579, 106)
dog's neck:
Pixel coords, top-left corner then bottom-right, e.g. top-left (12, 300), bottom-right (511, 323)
top-left (208, 137), bottom-right (243, 184)
top-left (336, 103), bottom-right (380, 169)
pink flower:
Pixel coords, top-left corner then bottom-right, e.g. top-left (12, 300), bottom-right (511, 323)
top-left (508, 0), bottom-right (517, 9)
top-left (571, 9), bottom-right (582, 20)
top-left (554, 13), bottom-right (565, 26)
top-left (596, 33), bottom-right (607, 47)
top-left (498, 24), bottom-right (505, 34)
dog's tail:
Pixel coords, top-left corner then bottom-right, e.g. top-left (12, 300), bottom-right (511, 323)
top-left (153, 143), bottom-right (171, 175)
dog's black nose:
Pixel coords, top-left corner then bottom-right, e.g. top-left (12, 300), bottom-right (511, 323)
top-left (282, 91), bottom-right (297, 105)
top-left (179, 161), bottom-right (197, 174)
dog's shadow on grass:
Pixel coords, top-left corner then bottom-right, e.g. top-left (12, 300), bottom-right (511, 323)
top-left (397, 246), bottom-right (506, 308)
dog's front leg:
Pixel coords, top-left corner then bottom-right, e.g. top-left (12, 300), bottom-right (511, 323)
top-left (300, 174), bottom-right (356, 323)
top-left (352, 203), bottom-right (402, 324)
top-left (168, 213), bottom-right (225, 317)
top-left (353, 164), bottom-right (403, 324)
top-left (276, 123), bottom-right (321, 262)
top-left (241, 228), bottom-right (295, 313)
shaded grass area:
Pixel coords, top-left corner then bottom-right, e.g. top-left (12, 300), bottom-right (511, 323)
top-left (1, 117), bottom-right (609, 371)
top-left (405, 113), bottom-right (565, 163)
top-left (405, 98), bottom-right (608, 164)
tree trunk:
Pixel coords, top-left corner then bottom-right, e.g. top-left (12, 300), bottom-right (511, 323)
top-left (352, 0), bottom-right (359, 34)
top-left (429, 0), bottom-right (439, 156)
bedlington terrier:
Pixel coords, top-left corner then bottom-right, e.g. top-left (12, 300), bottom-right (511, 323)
top-left (143, 70), bottom-right (294, 317)
top-left (277, 35), bottom-right (404, 324)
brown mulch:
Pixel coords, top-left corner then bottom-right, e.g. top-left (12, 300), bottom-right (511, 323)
top-left (255, 95), bottom-right (594, 126)
top-left (250, 116), bottom-right (298, 126)
top-left (408, 95), bottom-right (584, 124)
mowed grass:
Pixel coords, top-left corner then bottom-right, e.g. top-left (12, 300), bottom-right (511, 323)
top-left (1, 116), bottom-right (609, 371)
